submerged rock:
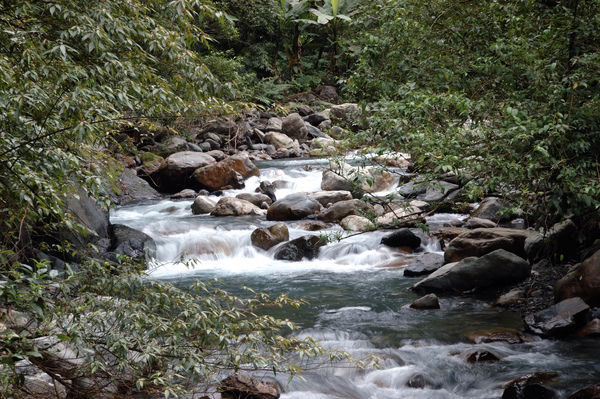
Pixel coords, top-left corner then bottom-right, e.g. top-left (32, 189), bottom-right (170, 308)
top-left (409, 294), bottom-right (440, 310)
top-left (466, 349), bottom-right (502, 363)
top-left (412, 249), bottom-right (531, 294)
top-left (466, 328), bottom-right (533, 344)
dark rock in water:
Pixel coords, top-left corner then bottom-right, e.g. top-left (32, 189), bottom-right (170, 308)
top-left (251, 223), bottom-right (289, 251)
top-left (406, 373), bottom-right (433, 389)
top-left (109, 224), bottom-right (156, 261)
top-left (444, 227), bottom-right (530, 263)
top-left (576, 318), bottom-right (600, 337)
top-left (217, 373), bottom-right (281, 399)
top-left (403, 253), bottom-right (445, 276)
top-left (502, 372), bottom-right (561, 399)
top-left (381, 229), bottom-right (421, 249)
top-left (466, 349), bottom-right (502, 363)
top-left (273, 235), bottom-right (325, 261)
top-left (257, 181), bottom-right (277, 203)
top-left (523, 297), bottom-right (590, 337)
top-left (159, 206), bottom-right (179, 214)
top-left (412, 249), bottom-right (531, 294)
top-left (171, 188), bottom-right (196, 199)
top-left (267, 193), bottom-right (321, 221)
top-left (409, 293), bottom-right (440, 310)
top-left (555, 249), bottom-right (600, 307)
top-left (566, 383), bottom-right (600, 399)
top-left (466, 328), bottom-right (532, 344)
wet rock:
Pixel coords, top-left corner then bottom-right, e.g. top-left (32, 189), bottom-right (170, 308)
top-left (191, 195), bottom-right (216, 215)
top-left (525, 219), bottom-right (578, 262)
top-left (210, 197), bottom-right (263, 217)
top-left (444, 227), bottom-right (531, 263)
top-left (318, 199), bottom-right (374, 223)
top-left (554, 250), bottom-right (600, 307)
top-left (157, 151), bottom-right (216, 192)
top-left (466, 349), bottom-right (502, 363)
top-left (273, 235), bottom-right (325, 261)
top-left (466, 328), bottom-right (532, 344)
top-left (502, 373), bottom-right (560, 399)
top-left (282, 112), bottom-right (308, 142)
top-left (523, 297), bottom-right (590, 337)
top-left (470, 197), bottom-right (514, 222)
top-left (381, 229), bottom-right (421, 249)
top-left (109, 224), bottom-right (156, 261)
top-left (219, 372), bottom-right (280, 399)
top-left (193, 155), bottom-right (260, 192)
top-left (237, 193), bottom-right (273, 207)
top-left (465, 217), bottom-right (497, 229)
top-left (406, 373), bottom-right (433, 389)
top-left (305, 190), bottom-right (353, 207)
top-left (340, 215), bottom-right (376, 232)
top-left (566, 383), bottom-right (600, 399)
top-left (404, 253), bottom-right (445, 277)
top-left (409, 293), bottom-right (440, 310)
top-left (267, 193), bottom-right (321, 221)
top-left (251, 223), bottom-right (289, 251)
top-left (412, 249), bottom-right (531, 294)
top-left (493, 289), bottom-right (526, 308)
top-left (159, 205), bottom-right (179, 213)
top-left (171, 188), bottom-right (197, 199)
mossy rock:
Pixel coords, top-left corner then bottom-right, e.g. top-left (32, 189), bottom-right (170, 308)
top-left (140, 152), bottom-right (163, 165)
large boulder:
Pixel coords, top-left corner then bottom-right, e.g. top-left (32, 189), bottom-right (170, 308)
top-left (210, 197), bottom-right (263, 216)
top-left (282, 112), bottom-right (308, 142)
top-left (273, 235), bottom-right (325, 261)
top-left (111, 168), bottom-right (160, 205)
top-left (412, 249), bottom-right (531, 294)
top-left (305, 190), bottom-right (353, 207)
top-left (523, 297), bottom-right (590, 338)
top-left (219, 372), bottom-right (280, 399)
top-left (318, 199), bottom-right (374, 223)
top-left (251, 223), bottom-right (289, 251)
top-left (555, 250), bottom-right (600, 307)
top-left (108, 224), bottom-right (156, 261)
top-left (525, 219), bottom-right (578, 262)
top-left (156, 151), bottom-right (216, 192)
top-left (340, 215), bottom-right (376, 232)
top-left (264, 131), bottom-right (295, 151)
top-left (381, 229), bottom-right (421, 249)
top-left (267, 193), bottom-right (321, 221)
top-left (469, 197), bottom-right (514, 222)
top-left (193, 155), bottom-right (260, 192)
top-left (191, 195), bottom-right (216, 215)
top-left (404, 253), bottom-right (445, 277)
top-left (444, 228), bottom-right (531, 263)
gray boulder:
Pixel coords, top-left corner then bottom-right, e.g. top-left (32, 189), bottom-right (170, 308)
top-left (157, 151), bottom-right (215, 192)
top-left (318, 199), bottom-right (374, 223)
top-left (404, 253), bottom-right (445, 277)
top-left (523, 297), bottom-right (590, 337)
top-left (236, 192), bottom-right (273, 208)
top-left (444, 227), bottom-right (531, 263)
top-left (267, 193), bottom-right (321, 221)
top-left (412, 249), bottom-right (531, 294)
top-left (109, 224), bottom-right (156, 261)
top-left (191, 195), bottom-right (216, 215)
top-left (555, 249), bottom-right (600, 307)
top-left (265, 117), bottom-right (283, 132)
top-left (282, 112), bottom-right (308, 142)
top-left (210, 197), bottom-right (263, 217)
top-left (305, 190), bottom-right (352, 207)
top-left (111, 168), bottom-right (160, 205)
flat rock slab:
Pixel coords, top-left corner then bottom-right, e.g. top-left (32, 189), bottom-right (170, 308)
top-left (523, 297), bottom-right (590, 337)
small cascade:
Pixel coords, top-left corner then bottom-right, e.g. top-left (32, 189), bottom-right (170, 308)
top-left (110, 158), bottom-right (600, 399)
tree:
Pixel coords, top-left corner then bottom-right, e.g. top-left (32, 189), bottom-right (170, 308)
top-left (346, 0), bottom-right (600, 227)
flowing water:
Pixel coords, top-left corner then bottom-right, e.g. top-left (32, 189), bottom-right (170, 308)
top-left (111, 158), bottom-right (600, 398)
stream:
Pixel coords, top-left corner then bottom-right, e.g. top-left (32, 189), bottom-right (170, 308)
top-left (111, 157), bottom-right (600, 398)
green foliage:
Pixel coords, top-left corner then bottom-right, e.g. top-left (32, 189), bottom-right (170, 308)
top-left (0, 256), bottom-right (346, 397)
top-left (346, 0), bottom-right (600, 226)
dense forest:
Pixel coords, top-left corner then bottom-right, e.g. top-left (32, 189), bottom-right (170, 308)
top-left (1, 0), bottom-right (599, 397)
